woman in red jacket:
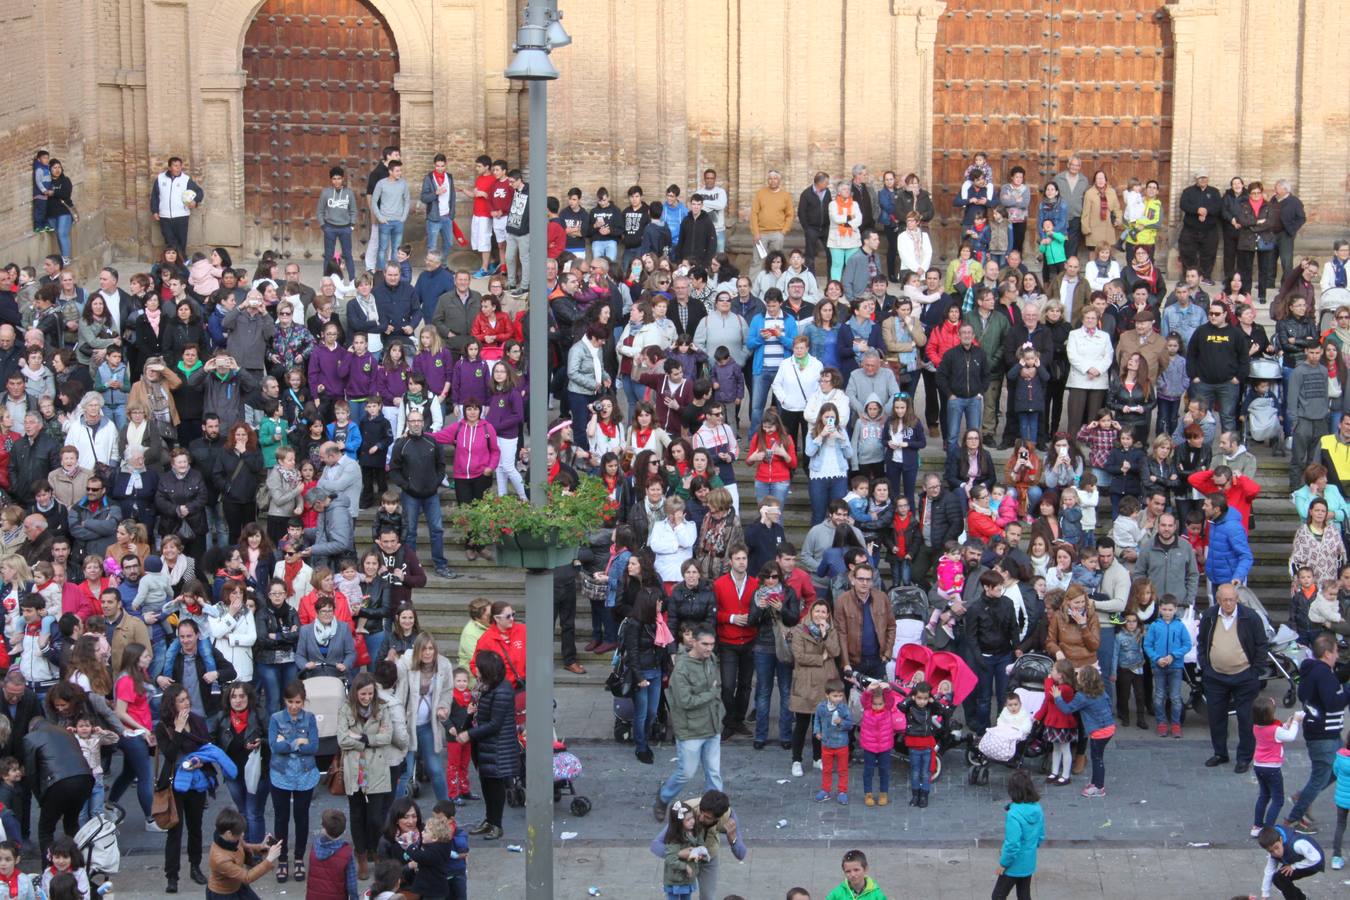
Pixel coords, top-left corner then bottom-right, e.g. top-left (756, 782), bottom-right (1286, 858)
top-left (473, 599), bottom-right (527, 688)
top-left (745, 410), bottom-right (797, 507)
top-left (471, 292), bottom-right (515, 362)
top-left (925, 303), bottom-right (964, 446)
top-left (965, 484), bottom-right (1004, 544)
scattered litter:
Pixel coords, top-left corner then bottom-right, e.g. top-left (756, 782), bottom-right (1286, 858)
top-left (775, 819), bottom-right (789, 829)
top-left (588, 889), bottom-right (602, 897)
top-left (1098, 819), bottom-right (1111, 829)
top-left (1186, 842), bottom-right (1210, 848)
top-left (507, 844), bottom-right (524, 853)
top-left (560, 832), bottom-right (578, 841)
top-left (776, 779), bottom-right (790, 785)
top-left (1138, 800), bottom-right (1147, 805)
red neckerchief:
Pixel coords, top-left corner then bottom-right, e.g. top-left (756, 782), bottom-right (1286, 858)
top-left (597, 420), bottom-right (618, 439)
top-left (2, 867), bottom-right (18, 898)
top-left (284, 558), bottom-right (305, 589)
top-left (547, 460), bottom-right (562, 483)
top-left (453, 688), bottom-right (473, 708)
top-left (675, 460), bottom-right (690, 476)
top-left (230, 709), bottom-right (249, 733)
top-left (25, 619), bottom-right (43, 637)
top-left (433, 171), bottom-right (446, 187)
top-left (634, 427), bottom-right (652, 448)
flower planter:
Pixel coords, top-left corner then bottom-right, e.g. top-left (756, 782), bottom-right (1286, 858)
top-left (494, 531), bottom-right (578, 570)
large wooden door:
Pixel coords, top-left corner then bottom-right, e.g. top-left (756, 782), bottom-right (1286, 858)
top-left (243, 0), bottom-right (400, 260)
top-left (931, 1), bottom-right (1172, 259)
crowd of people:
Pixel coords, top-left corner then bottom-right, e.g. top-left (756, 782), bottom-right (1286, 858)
top-left (2, 143), bottom-right (1348, 900)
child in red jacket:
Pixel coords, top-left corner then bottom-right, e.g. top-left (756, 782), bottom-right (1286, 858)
top-left (1037, 659), bottom-right (1079, 785)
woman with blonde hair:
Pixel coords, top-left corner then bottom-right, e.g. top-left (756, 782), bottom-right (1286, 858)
top-left (395, 631), bottom-right (455, 802)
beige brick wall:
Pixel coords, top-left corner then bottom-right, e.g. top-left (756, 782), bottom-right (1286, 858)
top-left (0, 0), bottom-right (1343, 270)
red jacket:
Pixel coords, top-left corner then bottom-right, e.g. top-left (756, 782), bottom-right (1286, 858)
top-left (547, 220), bottom-right (567, 258)
top-left (925, 320), bottom-right (962, 367)
top-left (474, 622), bottom-right (527, 686)
top-left (713, 572), bottom-right (758, 645)
top-left (746, 432), bottom-right (797, 483)
top-left (783, 567), bottom-right (817, 606)
top-left (1035, 676), bottom-right (1078, 729)
top-left (471, 311), bottom-right (515, 355)
top-left (965, 508), bottom-right (1002, 544)
top-left (1186, 470), bottom-right (1260, 529)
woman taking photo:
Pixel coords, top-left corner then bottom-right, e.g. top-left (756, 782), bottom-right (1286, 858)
top-left (268, 680), bottom-right (320, 883)
top-left (396, 632), bottom-right (455, 803)
top-left (650, 496), bottom-right (697, 590)
top-left (254, 578), bottom-right (300, 715)
top-left (464, 650), bottom-right (518, 841)
top-left (805, 402), bottom-right (854, 525)
top-left (745, 410), bottom-right (797, 506)
top-left (787, 599), bottom-right (845, 778)
top-left (214, 682), bottom-right (268, 845)
top-left (621, 582), bottom-right (669, 765)
top-left (156, 683), bottom-right (214, 893)
top-left (1065, 307), bottom-right (1113, 434)
top-left (336, 673), bottom-right (393, 881)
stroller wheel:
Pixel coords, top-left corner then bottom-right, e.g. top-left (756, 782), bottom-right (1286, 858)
top-left (506, 780), bottom-right (526, 809)
top-left (613, 721), bottom-right (629, 742)
top-left (570, 797), bottom-right (592, 817)
top-left (930, 754), bottom-right (943, 783)
top-left (978, 767), bottom-right (990, 786)
top-left (1282, 688), bottom-right (1297, 709)
top-left (964, 747), bottom-right (981, 767)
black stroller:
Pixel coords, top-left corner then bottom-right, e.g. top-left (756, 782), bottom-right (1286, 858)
top-left (964, 653), bottom-right (1052, 785)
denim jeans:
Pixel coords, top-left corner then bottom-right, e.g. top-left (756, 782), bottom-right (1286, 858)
top-left (754, 480), bottom-right (791, 507)
top-left (633, 667), bottom-right (663, 754)
top-left (51, 213), bottom-right (73, 259)
top-left (1088, 734), bottom-right (1110, 788)
top-left (109, 733), bottom-right (155, 818)
top-left (1254, 765), bottom-right (1285, 829)
top-left (592, 240), bottom-right (618, 262)
top-left (946, 395), bottom-right (983, 450)
top-left (1189, 380), bottom-right (1240, 433)
top-left (1156, 397), bottom-right (1180, 440)
top-left (79, 778), bottom-right (105, 828)
top-left (322, 224), bottom-right (356, 278)
top-left (401, 492), bottom-right (448, 569)
top-left (1097, 625), bottom-right (1117, 709)
top-left (257, 661), bottom-right (298, 717)
top-left (397, 723), bottom-right (450, 803)
top-left (425, 219), bottom-right (456, 258)
top-left (1152, 664), bottom-right (1183, 725)
top-left (1017, 411), bottom-right (1039, 443)
top-left (807, 476), bottom-right (847, 526)
top-left (224, 769), bottom-right (270, 843)
top-left (975, 651), bottom-right (1013, 731)
top-left (377, 220), bottom-right (405, 268)
top-left (206, 502), bottom-right (229, 550)
top-left (363, 630), bottom-right (386, 672)
top-left (908, 748), bottom-right (932, 793)
top-left (749, 369), bottom-right (778, 434)
top-left (862, 750), bottom-right (890, 794)
top-left (1287, 737), bottom-right (1339, 822)
top-left (752, 651), bottom-right (793, 744)
top-left (658, 736), bottom-right (723, 804)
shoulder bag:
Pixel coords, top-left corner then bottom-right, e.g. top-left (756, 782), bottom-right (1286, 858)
top-left (151, 752), bottom-right (180, 830)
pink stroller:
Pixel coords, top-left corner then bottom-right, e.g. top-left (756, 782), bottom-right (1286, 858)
top-left (862, 644), bottom-right (977, 782)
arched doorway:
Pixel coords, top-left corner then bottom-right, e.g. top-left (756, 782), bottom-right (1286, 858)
top-left (930, 2), bottom-right (1173, 259)
top-left (242, 0), bottom-right (400, 261)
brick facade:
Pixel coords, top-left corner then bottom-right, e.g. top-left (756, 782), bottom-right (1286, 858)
top-left (0, 0), bottom-right (1345, 271)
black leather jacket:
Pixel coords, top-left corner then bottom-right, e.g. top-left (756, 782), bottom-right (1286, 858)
top-left (668, 581), bottom-right (716, 638)
top-left (22, 720), bottom-right (91, 799)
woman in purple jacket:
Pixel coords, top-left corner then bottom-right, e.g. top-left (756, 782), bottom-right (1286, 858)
top-left (486, 360), bottom-right (526, 499)
top-left (307, 322), bottom-right (349, 418)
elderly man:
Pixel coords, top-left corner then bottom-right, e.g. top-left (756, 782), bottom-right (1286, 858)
top-left (305, 486), bottom-right (354, 571)
top-left (413, 250), bottom-right (454, 326)
top-left (373, 262), bottom-right (420, 349)
top-left (1178, 172), bottom-right (1223, 282)
top-left (797, 172), bottom-right (832, 276)
top-left (1053, 155), bottom-right (1090, 258)
top-left (1114, 307), bottom-right (1168, 379)
top-left (317, 440), bottom-right (361, 518)
top-left (10, 412), bottom-right (59, 506)
top-left (63, 393), bottom-right (119, 473)
top-left (1197, 582), bottom-right (1267, 773)
top-left (1271, 179), bottom-right (1307, 285)
top-left (844, 350), bottom-right (899, 420)
top-left (389, 409), bottom-right (455, 579)
top-left (220, 290), bottom-right (274, 380)
top-left (19, 515), bottom-right (52, 567)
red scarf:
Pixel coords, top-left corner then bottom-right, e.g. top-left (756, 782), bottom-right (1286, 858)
top-left (2, 868), bottom-right (19, 898)
top-left (597, 420), bottom-right (618, 439)
top-left (453, 688), bottom-right (473, 709)
top-left (230, 709), bottom-right (249, 734)
top-left (836, 196), bottom-right (855, 239)
top-left (634, 427), bottom-right (652, 448)
top-left (547, 460), bottom-right (562, 483)
top-left (284, 558), bottom-right (305, 594)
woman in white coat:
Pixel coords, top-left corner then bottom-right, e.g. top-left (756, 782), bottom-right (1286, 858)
top-left (210, 580), bottom-right (257, 683)
top-left (649, 497), bottom-right (697, 589)
top-left (896, 211), bottom-right (933, 275)
top-left (1065, 306), bottom-right (1115, 434)
top-left (827, 182), bottom-right (864, 282)
top-left (770, 336), bottom-right (824, 452)
top-left (395, 631), bottom-right (456, 803)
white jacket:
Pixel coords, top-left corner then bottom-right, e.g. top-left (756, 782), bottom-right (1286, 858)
top-left (827, 199), bottom-right (863, 250)
top-left (649, 517), bottom-right (697, 583)
top-left (63, 415), bottom-right (120, 471)
top-left (1066, 327), bottom-right (1113, 390)
top-left (897, 229), bottom-right (933, 274)
top-left (804, 387), bottom-right (852, 430)
top-left (209, 605), bottom-right (257, 682)
top-left (771, 355), bottom-right (823, 412)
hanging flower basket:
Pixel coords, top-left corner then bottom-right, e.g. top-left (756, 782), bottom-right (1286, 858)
top-left (455, 476), bottom-right (607, 571)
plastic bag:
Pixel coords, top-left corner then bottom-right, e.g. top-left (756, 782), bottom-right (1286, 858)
top-left (244, 748), bottom-right (262, 793)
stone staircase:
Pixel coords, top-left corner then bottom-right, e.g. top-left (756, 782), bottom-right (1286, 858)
top-left (368, 448), bottom-right (1305, 687)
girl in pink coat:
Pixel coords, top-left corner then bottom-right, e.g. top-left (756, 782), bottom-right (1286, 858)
top-left (859, 681), bottom-right (904, 807)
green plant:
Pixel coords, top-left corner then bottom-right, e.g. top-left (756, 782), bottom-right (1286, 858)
top-left (454, 474), bottom-right (608, 548)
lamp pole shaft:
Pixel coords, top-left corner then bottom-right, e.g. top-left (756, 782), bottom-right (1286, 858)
top-left (523, 69), bottom-right (554, 899)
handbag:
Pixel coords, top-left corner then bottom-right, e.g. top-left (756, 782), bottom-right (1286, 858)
top-left (326, 753), bottom-right (345, 796)
top-left (771, 617), bottom-right (795, 665)
top-left (654, 611), bottom-right (674, 648)
top-left (255, 478), bottom-right (272, 510)
top-left (244, 748), bottom-right (262, 793)
top-left (152, 754), bottom-right (180, 830)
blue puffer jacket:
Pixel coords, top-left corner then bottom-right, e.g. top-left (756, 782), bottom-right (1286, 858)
top-left (1334, 749), bottom-right (1350, 809)
top-left (1205, 508), bottom-right (1252, 584)
top-left (999, 801), bottom-right (1044, 878)
top-left (172, 742), bottom-right (237, 792)
top-left (268, 708), bottom-right (321, 791)
top-left (1054, 689), bottom-right (1115, 733)
top-left (1143, 617), bottom-right (1192, 668)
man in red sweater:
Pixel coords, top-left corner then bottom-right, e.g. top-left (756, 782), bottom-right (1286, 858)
top-left (1187, 464), bottom-right (1260, 530)
top-left (776, 542), bottom-right (818, 607)
top-left (713, 545), bottom-right (757, 740)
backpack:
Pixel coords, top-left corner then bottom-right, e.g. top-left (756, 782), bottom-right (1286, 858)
top-left (1246, 395), bottom-right (1280, 442)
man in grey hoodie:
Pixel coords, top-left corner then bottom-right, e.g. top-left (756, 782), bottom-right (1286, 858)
top-left (317, 166), bottom-right (358, 278)
top-left (1287, 341), bottom-right (1330, 488)
top-left (306, 486), bottom-right (354, 572)
top-left (370, 159), bottom-right (410, 269)
top-left (844, 351), bottom-right (899, 419)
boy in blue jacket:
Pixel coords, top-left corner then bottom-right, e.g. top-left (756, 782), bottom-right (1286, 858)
top-left (814, 681), bottom-right (853, 805)
top-left (1143, 595), bottom-right (1192, 738)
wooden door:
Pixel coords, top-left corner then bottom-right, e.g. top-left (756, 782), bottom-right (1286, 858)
top-left (931, 1), bottom-right (1172, 260)
top-left (243, 0), bottom-right (400, 261)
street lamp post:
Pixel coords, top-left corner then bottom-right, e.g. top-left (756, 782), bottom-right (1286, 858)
top-left (504, 3), bottom-right (568, 897)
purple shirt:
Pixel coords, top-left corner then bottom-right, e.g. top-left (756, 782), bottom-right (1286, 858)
top-left (375, 364), bottom-right (409, 405)
top-left (345, 351), bottom-right (378, 400)
top-left (451, 357), bottom-right (491, 407)
top-left (413, 348), bottom-right (455, 397)
top-left (484, 387), bottom-right (524, 440)
top-left (307, 343), bottom-right (349, 397)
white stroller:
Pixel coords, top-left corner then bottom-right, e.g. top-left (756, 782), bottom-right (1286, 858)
top-left (75, 803), bottom-right (124, 892)
top-left (1244, 357), bottom-right (1283, 449)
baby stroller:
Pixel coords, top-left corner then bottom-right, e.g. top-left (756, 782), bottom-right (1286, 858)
top-left (303, 673), bottom-right (348, 782)
top-left (1243, 356), bottom-right (1283, 450)
top-left (964, 653), bottom-right (1052, 785)
top-left (75, 803), bottom-right (124, 892)
top-left (504, 737), bottom-right (592, 817)
top-left (889, 586), bottom-right (929, 656)
top-left (1238, 585), bottom-right (1309, 708)
top-left (862, 643), bottom-right (976, 782)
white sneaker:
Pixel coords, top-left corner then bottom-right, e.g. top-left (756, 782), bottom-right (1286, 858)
top-left (145, 820), bottom-right (167, 833)
top-left (813, 759), bottom-right (823, 770)
top-left (1250, 826), bottom-right (1261, 838)
top-left (791, 762), bottom-right (804, 778)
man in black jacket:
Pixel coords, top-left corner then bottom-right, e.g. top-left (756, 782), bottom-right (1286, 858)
top-left (1001, 301), bottom-right (1056, 448)
top-left (936, 322), bottom-right (990, 451)
top-left (965, 569), bottom-right (1018, 733)
top-left (8, 411), bottom-right (59, 506)
top-left (389, 410), bottom-right (456, 579)
top-left (1177, 173), bottom-right (1223, 283)
top-left (1272, 179), bottom-right (1307, 286)
top-left (1285, 633), bottom-right (1350, 831)
top-left (797, 172), bottom-right (832, 276)
top-left (1197, 583), bottom-right (1268, 772)
top-left (1185, 300), bottom-right (1249, 432)
top-left (23, 716), bottom-right (94, 857)
top-left (188, 414), bottom-right (228, 549)
top-left (913, 473), bottom-right (964, 587)
top-left (676, 194), bottom-right (718, 267)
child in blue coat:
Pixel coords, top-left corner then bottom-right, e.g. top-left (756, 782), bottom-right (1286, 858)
top-left (1143, 595), bottom-right (1192, 737)
top-left (994, 769), bottom-right (1044, 900)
